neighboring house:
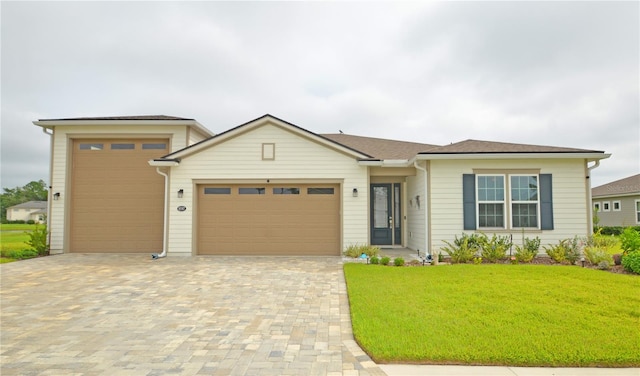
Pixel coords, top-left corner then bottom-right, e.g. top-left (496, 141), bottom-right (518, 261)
top-left (34, 114), bottom-right (610, 257)
top-left (6, 201), bottom-right (47, 223)
top-left (592, 174), bottom-right (640, 227)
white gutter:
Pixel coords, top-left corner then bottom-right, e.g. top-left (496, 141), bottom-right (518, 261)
top-left (413, 161), bottom-right (432, 263)
top-left (148, 160), bottom-right (180, 167)
top-left (42, 127), bottom-right (53, 249)
top-left (152, 167), bottom-right (170, 259)
top-left (414, 152), bottom-right (611, 161)
top-left (586, 160), bottom-right (601, 234)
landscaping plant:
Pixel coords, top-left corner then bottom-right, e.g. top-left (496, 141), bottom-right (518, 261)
top-left (583, 247), bottom-right (613, 268)
top-left (544, 237), bottom-right (581, 264)
top-left (393, 257), bottom-right (404, 266)
top-left (619, 227), bottom-right (640, 255)
top-left (441, 233), bottom-right (482, 264)
top-left (26, 224), bottom-right (48, 256)
top-left (380, 256), bottom-right (391, 266)
top-left (514, 235), bottom-right (540, 263)
top-left (479, 233), bottom-right (512, 263)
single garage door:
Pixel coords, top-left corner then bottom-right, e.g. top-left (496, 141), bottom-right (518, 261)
top-left (70, 138), bottom-right (168, 253)
top-left (198, 184), bottom-right (340, 255)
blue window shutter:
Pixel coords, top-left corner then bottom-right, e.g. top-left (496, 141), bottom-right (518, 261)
top-left (463, 174), bottom-right (476, 230)
top-left (540, 174), bottom-right (554, 230)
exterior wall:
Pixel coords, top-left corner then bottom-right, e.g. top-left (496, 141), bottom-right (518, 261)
top-left (48, 125), bottom-right (190, 254)
top-left (166, 123), bottom-right (369, 256)
top-left (593, 194), bottom-right (640, 226)
top-left (188, 128), bottom-right (209, 145)
top-left (7, 208), bottom-right (44, 222)
top-left (428, 158), bottom-right (589, 255)
top-left (405, 166), bottom-right (426, 253)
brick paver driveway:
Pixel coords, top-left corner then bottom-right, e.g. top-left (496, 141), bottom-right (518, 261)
top-left (1, 254), bottom-right (385, 375)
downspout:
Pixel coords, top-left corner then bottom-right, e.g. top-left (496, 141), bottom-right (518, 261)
top-left (152, 167), bottom-right (169, 259)
top-left (586, 160), bottom-right (601, 235)
top-left (413, 161), bottom-right (431, 262)
top-left (42, 127), bottom-right (53, 249)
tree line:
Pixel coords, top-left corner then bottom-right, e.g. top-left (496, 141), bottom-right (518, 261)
top-left (0, 180), bottom-right (48, 222)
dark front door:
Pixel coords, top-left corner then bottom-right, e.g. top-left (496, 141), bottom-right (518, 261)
top-left (370, 183), bottom-right (402, 245)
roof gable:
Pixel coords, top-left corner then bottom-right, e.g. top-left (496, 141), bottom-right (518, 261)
top-left (592, 174), bottom-right (640, 197)
top-left (159, 114), bottom-right (372, 161)
top-left (8, 201), bottom-right (47, 210)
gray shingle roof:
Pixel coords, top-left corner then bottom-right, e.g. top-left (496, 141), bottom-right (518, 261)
top-left (592, 174), bottom-right (640, 197)
top-left (321, 134), bottom-right (439, 160)
top-left (38, 115), bottom-right (194, 121)
top-left (7, 201), bottom-right (47, 210)
top-left (419, 139), bottom-right (604, 154)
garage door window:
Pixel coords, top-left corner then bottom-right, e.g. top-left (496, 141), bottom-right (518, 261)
top-left (308, 188), bottom-right (334, 194)
top-left (111, 143), bottom-right (135, 150)
top-left (79, 143), bottom-right (103, 150)
top-left (204, 188), bottom-right (231, 194)
top-left (239, 187), bottom-right (265, 195)
top-left (142, 143), bottom-right (167, 150)
top-left (273, 188), bottom-right (300, 195)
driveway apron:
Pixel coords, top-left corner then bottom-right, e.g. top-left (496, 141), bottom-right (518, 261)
top-left (1, 254), bottom-right (385, 376)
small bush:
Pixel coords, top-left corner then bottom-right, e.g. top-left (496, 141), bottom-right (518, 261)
top-left (370, 256), bottom-right (380, 265)
top-left (544, 237), bottom-right (580, 265)
top-left (514, 236), bottom-right (540, 263)
top-left (620, 227), bottom-right (640, 255)
top-left (344, 244), bottom-right (361, 258)
top-left (441, 233), bottom-right (482, 264)
top-left (479, 234), bottom-right (512, 263)
top-left (583, 247), bottom-right (613, 266)
top-left (380, 256), bottom-right (391, 266)
top-left (598, 226), bottom-right (640, 236)
top-left (473, 257), bottom-right (483, 264)
top-left (621, 251), bottom-right (640, 274)
top-left (0, 249), bottom-right (39, 260)
top-left (394, 257), bottom-right (405, 266)
top-left (344, 244), bottom-right (380, 258)
top-left (597, 260), bottom-right (611, 270)
top-left (26, 224), bottom-right (49, 256)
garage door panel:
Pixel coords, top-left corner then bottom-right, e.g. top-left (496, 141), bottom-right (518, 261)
top-left (198, 184), bottom-right (340, 255)
top-left (70, 138), bottom-right (166, 253)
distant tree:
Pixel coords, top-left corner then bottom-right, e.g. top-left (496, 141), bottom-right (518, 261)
top-left (1, 180), bottom-right (48, 221)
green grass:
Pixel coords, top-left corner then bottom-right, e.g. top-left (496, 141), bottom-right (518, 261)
top-left (0, 224), bottom-right (37, 261)
top-left (344, 263), bottom-right (640, 367)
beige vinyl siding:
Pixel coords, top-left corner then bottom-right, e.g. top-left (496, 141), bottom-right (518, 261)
top-left (429, 158), bottom-right (589, 255)
top-left (406, 165), bottom-right (426, 253)
top-left (188, 128), bottom-right (209, 145)
top-left (47, 125), bottom-right (188, 254)
top-left (593, 195), bottom-right (640, 226)
top-left (166, 123), bottom-right (369, 256)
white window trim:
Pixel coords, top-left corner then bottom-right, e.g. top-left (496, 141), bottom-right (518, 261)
top-left (613, 200), bottom-right (621, 211)
top-left (602, 201), bottom-right (611, 212)
top-left (509, 174), bottom-right (541, 229)
top-left (635, 200), bottom-right (640, 224)
top-left (476, 174), bottom-right (506, 230)
top-left (594, 202), bottom-right (600, 211)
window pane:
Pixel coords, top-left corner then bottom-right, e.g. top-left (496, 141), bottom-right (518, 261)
top-left (478, 176), bottom-right (504, 202)
top-left (204, 188), bottom-right (230, 194)
top-left (111, 143), bottom-right (135, 150)
top-left (307, 188), bottom-right (334, 195)
top-left (79, 143), bottom-right (103, 150)
top-left (273, 188), bottom-right (300, 195)
top-left (478, 203), bottom-right (504, 228)
top-left (511, 176), bottom-right (538, 202)
top-left (142, 143), bottom-right (167, 150)
top-left (239, 188), bottom-right (265, 195)
top-left (512, 203), bottom-right (538, 228)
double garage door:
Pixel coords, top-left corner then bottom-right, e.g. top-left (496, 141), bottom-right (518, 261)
top-left (198, 184), bottom-right (340, 256)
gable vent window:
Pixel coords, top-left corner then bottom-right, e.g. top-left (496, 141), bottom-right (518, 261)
top-left (262, 143), bottom-right (275, 160)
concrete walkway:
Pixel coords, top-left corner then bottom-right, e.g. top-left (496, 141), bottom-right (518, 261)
top-left (1, 254), bottom-right (384, 375)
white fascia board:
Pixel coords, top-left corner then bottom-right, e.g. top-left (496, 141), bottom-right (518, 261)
top-left (592, 192), bottom-right (640, 199)
top-left (413, 152), bottom-right (611, 162)
top-left (358, 159), bottom-right (411, 167)
top-left (148, 159), bottom-right (180, 167)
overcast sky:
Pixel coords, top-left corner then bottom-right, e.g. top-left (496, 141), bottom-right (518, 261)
top-left (1, 1), bottom-right (638, 189)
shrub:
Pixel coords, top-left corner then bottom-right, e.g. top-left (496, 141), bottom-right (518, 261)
top-left (599, 226), bottom-right (640, 236)
top-left (370, 256), bottom-right (380, 265)
top-left (544, 237), bottom-right (580, 264)
top-left (621, 251), bottom-right (640, 274)
top-left (380, 256), bottom-right (391, 266)
top-left (473, 257), bottom-right (482, 264)
top-left (344, 244), bottom-right (361, 258)
top-left (344, 244), bottom-right (381, 258)
top-left (26, 224), bottom-right (48, 256)
top-left (597, 260), bottom-right (611, 270)
top-left (393, 257), bottom-right (405, 266)
top-left (514, 236), bottom-right (540, 263)
top-left (0, 249), bottom-right (39, 260)
top-left (363, 245), bottom-right (381, 258)
top-left (544, 242), bottom-right (566, 263)
top-left (441, 233), bottom-right (482, 264)
top-left (583, 247), bottom-right (613, 267)
top-left (479, 234), bottom-right (512, 263)
top-left (620, 227), bottom-right (640, 255)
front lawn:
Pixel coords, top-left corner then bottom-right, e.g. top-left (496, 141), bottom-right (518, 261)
top-left (344, 263), bottom-right (640, 367)
top-left (0, 224), bottom-right (39, 262)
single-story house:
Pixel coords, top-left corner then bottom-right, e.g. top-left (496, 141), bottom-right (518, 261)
top-left (592, 174), bottom-right (640, 227)
top-left (34, 114), bottom-right (610, 257)
top-left (5, 201), bottom-right (47, 223)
